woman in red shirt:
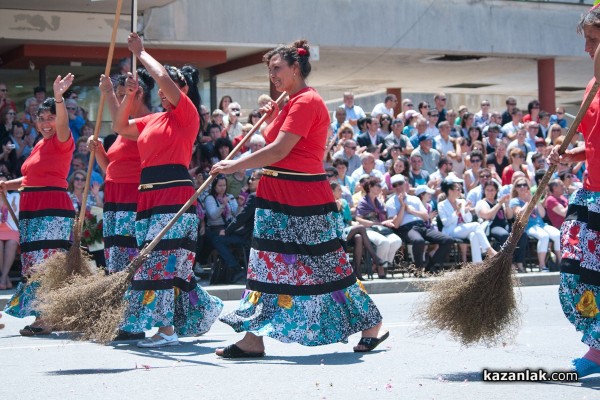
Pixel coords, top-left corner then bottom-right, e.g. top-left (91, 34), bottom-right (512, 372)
top-left (1, 74), bottom-right (76, 336)
top-left (91, 69), bottom-right (154, 276)
top-left (211, 39), bottom-right (387, 358)
top-left (112, 33), bottom-right (222, 348)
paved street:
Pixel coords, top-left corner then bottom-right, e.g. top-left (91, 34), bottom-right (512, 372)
top-left (1, 285), bottom-right (598, 400)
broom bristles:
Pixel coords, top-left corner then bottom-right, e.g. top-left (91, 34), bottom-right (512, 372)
top-left (414, 245), bottom-right (521, 346)
top-left (35, 269), bottom-right (132, 344)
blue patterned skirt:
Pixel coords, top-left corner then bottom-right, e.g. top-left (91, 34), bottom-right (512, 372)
top-left (103, 181), bottom-right (139, 274)
top-left (219, 167), bottom-right (382, 346)
top-left (120, 165), bottom-right (223, 335)
top-left (558, 188), bottom-right (600, 349)
top-left (4, 187), bottom-right (74, 318)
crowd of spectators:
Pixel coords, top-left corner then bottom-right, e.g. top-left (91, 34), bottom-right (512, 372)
top-left (0, 79), bottom-right (582, 286)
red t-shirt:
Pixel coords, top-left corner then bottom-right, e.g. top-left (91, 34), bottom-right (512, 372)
top-left (21, 133), bottom-right (74, 188)
top-left (545, 194), bottom-right (567, 228)
top-left (578, 78), bottom-right (600, 191)
top-left (105, 135), bottom-right (141, 184)
top-left (263, 87), bottom-right (330, 174)
top-left (134, 92), bottom-right (199, 168)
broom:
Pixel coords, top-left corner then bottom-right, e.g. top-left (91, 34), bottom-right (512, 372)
top-left (415, 81), bottom-right (600, 346)
top-left (36, 92), bottom-right (287, 343)
top-left (31, 0), bottom-right (125, 294)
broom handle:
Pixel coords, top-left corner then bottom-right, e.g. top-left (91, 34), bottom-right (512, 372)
top-left (0, 191), bottom-right (18, 229)
top-left (507, 80), bottom-right (599, 247)
top-left (126, 91), bottom-right (288, 274)
top-left (78, 0), bottom-right (124, 233)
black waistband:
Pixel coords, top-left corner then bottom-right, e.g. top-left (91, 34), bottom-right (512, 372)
top-left (20, 186), bottom-right (67, 193)
top-left (246, 274), bottom-right (356, 295)
top-left (560, 258), bottom-right (580, 275)
top-left (263, 166), bottom-right (327, 182)
top-left (564, 204), bottom-right (588, 224)
top-left (140, 164), bottom-right (192, 185)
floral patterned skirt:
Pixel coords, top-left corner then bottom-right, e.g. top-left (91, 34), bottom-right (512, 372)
top-left (558, 188), bottom-right (600, 349)
top-left (120, 165), bottom-right (223, 335)
top-left (4, 187), bottom-right (74, 318)
top-left (103, 181), bottom-right (139, 274)
top-left (219, 167), bottom-right (382, 346)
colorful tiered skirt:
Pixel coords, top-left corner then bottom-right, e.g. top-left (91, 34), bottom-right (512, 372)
top-left (103, 181), bottom-right (139, 273)
top-left (4, 187), bottom-right (74, 317)
top-left (120, 165), bottom-right (223, 335)
top-left (558, 188), bottom-right (600, 349)
top-left (219, 167), bottom-right (382, 346)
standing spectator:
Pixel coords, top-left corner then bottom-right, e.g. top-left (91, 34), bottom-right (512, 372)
top-left (501, 96), bottom-right (518, 126)
top-left (387, 175), bottom-right (453, 274)
top-left (433, 92), bottom-right (447, 126)
top-left (371, 94), bottom-right (397, 118)
top-left (522, 99), bottom-right (541, 123)
top-left (338, 92), bottom-right (366, 134)
top-left (223, 102), bottom-right (243, 141)
top-left (502, 107), bottom-right (523, 140)
top-left (474, 99), bottom-right (491, 129)
top-left (65, 98), bottom-right (85, 142)
top-left (0, 83), bottom-right (16, 116)
top-left (331, 106), bottom-right (347, 136)
top-left (218, 95), bottom-right (233, 112)
top-left (544, 179), bottom-right (568, 229)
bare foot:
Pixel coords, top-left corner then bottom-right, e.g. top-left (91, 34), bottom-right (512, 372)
top-left (0, 314), bottom-right (4, 329)
top-left (215, 332), bottom-right (265, 356)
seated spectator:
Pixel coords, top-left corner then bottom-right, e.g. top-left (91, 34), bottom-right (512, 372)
top-left (384, 156), bottom-right (408, 196)
top-left (351, 174), bottom-right (370, 214)
top-left (483, 123), bottom-right (502, 154)
top-left (409, 117), bottom-right (429, 149)
top-left (507, 128), bottom-right (532, 155)
top-left (226, 167), bottom-right (248, 199)
top-left (466, 126), bottom-right (483, 147)
top-left (332, 122), bottom-right (355, 154)
top-left (333, 138), bottom-right (361, 176)
top-left (223, 102), bottom-right (243, 141)
top-left (67, 169), bottom-right (103, 212)
top-left (544, 179), bottom-right (568, 229)
top-left (71, 153), bottom-right (104, 186)
top-left (357, 117), bottom-right (385, 149)
top-left (487, 141), bottom-right (509, 182)
top-left (411, 133), bottom-right (440, 175)
top-left (205, 175), bottom-right (238, 262)
top-left (429, 156), bottom-right (455, 195)
top-left (9, 121), bottom-right (33, 168)
top-left (333, 158), bottom-right (356, 197)
top-left (509, 176), bottom-right (560, 272)
top-left (502, 148), bottom-right (527, 186)
top-left (558, 169), bottom-right (579, 196)
top-left (385, 119), bottom-right (412, 157)
top-left (502, 107), bottom-right (523, 140)
top-left (231, 123), bottom-right (252, 153)
top-left (383, 143), bottom-right (403, 170)
top-left (438, 177), bottom-right (496, 263)
top-left (434, 121), bottom-right (458, 161)
top-left (327, 166), bottom-right (353, 206)
top-left (0, 173), bottom-right (18, 290)
top-left (212, 170), bottom-right (262, 284)
top-left (355, 177), bottom-right (402, 278)
top-left (475, 180), bottom-right (527, 272)
top-left (1, 137), bottom-right (19, 178)
top-left (464, 150), bottom-right (485, 192)
top-left (546, 123), bottom-right (564, 146)
top-left (387, 176), bottom-right (453, 274)
top-left (366, 144), bottom-right (387, 174)
top-left (466, 167), bottom-right (494, 205)
top-left (65, 98), bottom-right (85, 142)
top-left (408, 153), bottom-right (430, 192)
top-left (331, 181), bottom-right (382, 280)
top-left (211, 137), bottom-right (234, 165)
top-left (350, 152), bottom-right (386, 188)
top-left (550, 106), bottom-right (568, 129)
top-left (451, 137), bottom-right (467, 179)
top-left (331, 106), bottom-right (347, 136)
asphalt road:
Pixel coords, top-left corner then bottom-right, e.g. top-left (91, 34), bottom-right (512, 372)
top-left (0, 285), bottom-right (598, 400)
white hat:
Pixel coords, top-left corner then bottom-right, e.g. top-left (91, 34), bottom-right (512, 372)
top-left (415, 185), bottom-right (435, 196)
top-left (390, 174), bottom-right (406, 185)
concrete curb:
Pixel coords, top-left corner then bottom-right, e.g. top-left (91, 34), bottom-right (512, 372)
top-left (0, 272), bottom-right (560, 309)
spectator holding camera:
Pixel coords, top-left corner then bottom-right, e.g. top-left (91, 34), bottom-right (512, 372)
top-left (223, 102), bottom-right (243, 141)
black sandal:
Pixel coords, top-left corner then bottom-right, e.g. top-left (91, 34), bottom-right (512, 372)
top-left (219, 344), bottom-right (265, 359)
top-left (19, 325), bottom-right (52, 336)
top-left (353, 331), bottom-right (389, 353)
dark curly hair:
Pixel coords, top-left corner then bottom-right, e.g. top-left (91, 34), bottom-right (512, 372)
top-left (263, 39), bottom-right (311, 79)
top-left (116, 68), bottom-right (155, 109)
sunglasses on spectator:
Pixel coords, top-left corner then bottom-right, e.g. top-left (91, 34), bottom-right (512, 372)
top-left (482, 103), bottom-right (490, 107)
top-left (556, 112), bottom-right (564, 115)
top-left (531, 106), bottom-right (540, 109)
top-left (480, 174), bottom-right (491, 178)
top-left (392, 182), bottom-right (404, 188)
top-left (471, 159), bottom-right (481, 163)
top-left (0, 89), bottom-right (7, 92)
top-left (74, 177), bottom-right (85, 182)
top-left (430, 114), bottom-right (439, 117)
top-left (6, 112), bottom-right (16, 115)
top-left (230, 108), bottom-right (240, 112)
top-left (515, 183), bottom-right (528, 188)
top-left (512, 154), bottom-right (524, 159)
top-left (449, 186), bottom-right (461, 191)
top-left (345, 145), bottom-right (357, 149)
top-left (341, 130), bottom-right (353, 134)
top-left (326, 173), bottom-right (336, 178)
top-left (66, 106), bottom-right (77, 111)
top-left (201, 112), bottom-right (210, 116)
top-left (440, 98), bottom-right (447, 101)
top-left (406, 103), bottom-right (414, 107)
top-left (508, 102), bottom-right (517, 106)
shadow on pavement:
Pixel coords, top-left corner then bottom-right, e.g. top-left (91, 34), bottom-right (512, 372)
top-left (215, 351), bottom-right (374, 365)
